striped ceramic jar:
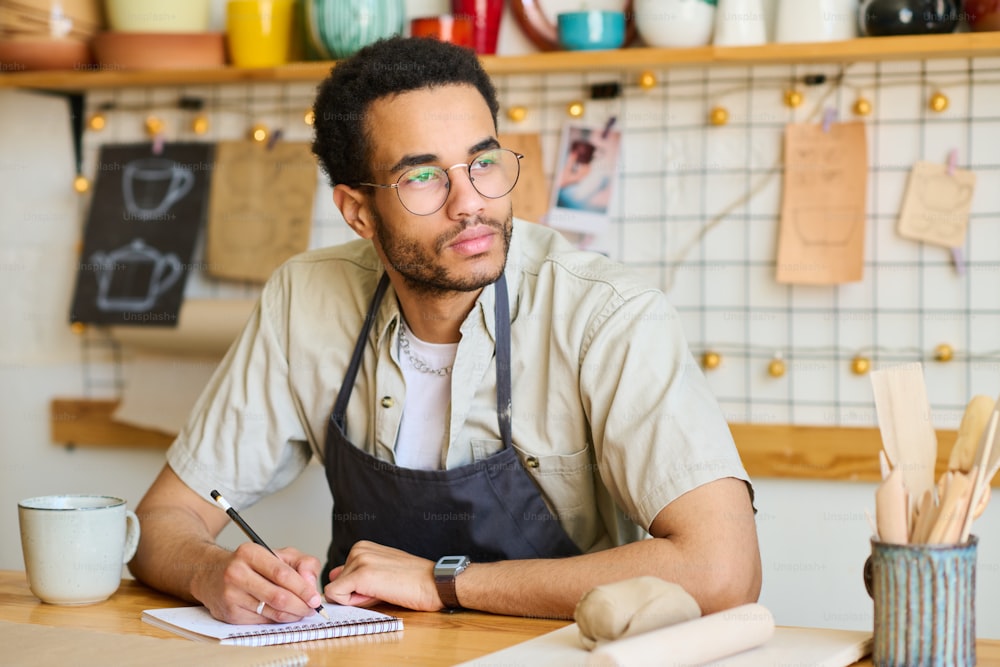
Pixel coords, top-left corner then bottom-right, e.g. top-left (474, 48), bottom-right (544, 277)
top-left (870, 537), bottom-right (977, 667)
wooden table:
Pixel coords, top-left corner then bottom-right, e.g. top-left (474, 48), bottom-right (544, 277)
top-left (2, 570), bottom-right (999, 666)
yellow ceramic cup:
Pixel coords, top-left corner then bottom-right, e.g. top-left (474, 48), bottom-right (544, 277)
top-left (226, 0), bottom-right (295, 68)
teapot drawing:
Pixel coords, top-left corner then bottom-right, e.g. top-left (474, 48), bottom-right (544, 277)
top-left (90, 239), bottom-right (183, 313)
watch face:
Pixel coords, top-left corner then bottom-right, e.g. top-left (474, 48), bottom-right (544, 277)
top-left (439, 557), bottom-right (466, 567)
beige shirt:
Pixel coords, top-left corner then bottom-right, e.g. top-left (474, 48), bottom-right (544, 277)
top-left (168, 220), bottom-right (750, 552)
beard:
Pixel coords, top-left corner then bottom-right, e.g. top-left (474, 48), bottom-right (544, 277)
top-left (373, 206), bottom-right (513, 297)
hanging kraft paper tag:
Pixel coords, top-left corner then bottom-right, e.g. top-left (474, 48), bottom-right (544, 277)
top-left (775, 121), bottom-right (868, 285)
top-left (206, 141), bottom-right (317, 283)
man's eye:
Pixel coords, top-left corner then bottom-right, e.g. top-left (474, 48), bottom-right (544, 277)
top-left (404, 168), bottom-right (441, 184)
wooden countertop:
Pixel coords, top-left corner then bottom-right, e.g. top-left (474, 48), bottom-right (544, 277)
top-left (2, 569), bottom-right (999, 665)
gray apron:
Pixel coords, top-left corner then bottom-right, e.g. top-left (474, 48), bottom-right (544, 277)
top-left (323, 273), bottom-right (581, 574)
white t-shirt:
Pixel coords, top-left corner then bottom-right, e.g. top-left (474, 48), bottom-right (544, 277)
top-left (394, 320), bottom-right (457, 470)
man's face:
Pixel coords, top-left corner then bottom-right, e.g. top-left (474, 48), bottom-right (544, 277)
top-left (363, 84), bottom-right (513, 296)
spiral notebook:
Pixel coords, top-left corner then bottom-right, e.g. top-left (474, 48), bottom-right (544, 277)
top-left (142, 603), bottom-right (402, 647)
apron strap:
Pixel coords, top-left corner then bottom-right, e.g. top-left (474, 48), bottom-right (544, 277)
top-left (332, 272), bottom-right (390, 427)
top-left (494, 273), bottom-right (512, 449)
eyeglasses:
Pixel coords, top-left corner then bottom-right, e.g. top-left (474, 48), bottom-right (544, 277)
top-left (360, 148), bottom-right (524, 216)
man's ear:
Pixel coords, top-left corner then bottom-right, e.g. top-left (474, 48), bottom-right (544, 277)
top-left (333, 184), bottom-right (375, 239)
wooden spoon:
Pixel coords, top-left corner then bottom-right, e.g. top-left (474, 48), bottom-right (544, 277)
top-left (948, 394), bottom-right (994, 472)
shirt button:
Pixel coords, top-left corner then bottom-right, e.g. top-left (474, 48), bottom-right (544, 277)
top-left (525, 456), bottom-right (540, 469)
top-left (380, 396), bottom-right (394, 408)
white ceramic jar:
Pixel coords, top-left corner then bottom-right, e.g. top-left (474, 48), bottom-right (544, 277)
top-left (634, 0), bottom-right (717, 48)
top-left (773, 0), bottom-right (858, 43)
top-left (714, 0), bottom-right (768, 46)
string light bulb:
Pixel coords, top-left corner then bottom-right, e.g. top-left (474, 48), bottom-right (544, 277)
top-left (72, 175), bottom-right (90, 193)
top-left (191, 114), bottom-right (209, 135)
top-left (87, 113), bottom-right (106, 131)
top-left (250, 123), bottom-right (269, 143)
top-left (638, 71), bottom-right (657, 90)
top-left (929, 92), bottom-right (949, 113)
top-left (851, 355), bottom-right (871, 375)
top-left (784, 89), bottom-right (804, 108)
top-left (934, 343), bottom-right (954, 362)
top-left (507, 105), bottom-right (528, 123)
top-left (70, 322), bottom-right (86, 335)
top-left (701, 351), bottom-right (721, 370)
top-left (852, 97), bottom-right (873, 116)
top-left (567, 101), bottom-right (585, 118)
top-left (767, 354), bottom-right (786, 378)
top-left (709, 106), bottom-right (730, 126)
top-left (303, 109), bottom-right (315, 126)
top-left (144, 115), bottom-right (165, 137)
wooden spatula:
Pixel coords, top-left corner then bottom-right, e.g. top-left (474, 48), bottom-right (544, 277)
top-left (949, 394), bottom-right (995, 472)
top-left (870, 363), bottom-right (937, 512)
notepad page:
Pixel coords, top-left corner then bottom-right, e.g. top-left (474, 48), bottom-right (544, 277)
top-left (143, 602), bottom-right (400, 641)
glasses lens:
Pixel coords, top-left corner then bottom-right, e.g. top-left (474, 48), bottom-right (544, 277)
top-left (396, 166), bottom-right (449, 215)
top-left (468, 149), bottom-right (520, 199)
top-left (394, 149), bottom-right (521, 215)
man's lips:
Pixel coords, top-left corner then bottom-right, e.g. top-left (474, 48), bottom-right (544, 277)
top-left (447, 226), bottom-right (497, 256)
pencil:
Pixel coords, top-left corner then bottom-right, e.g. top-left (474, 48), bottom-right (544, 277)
top-left (210, 489), bottom-right (331, 620)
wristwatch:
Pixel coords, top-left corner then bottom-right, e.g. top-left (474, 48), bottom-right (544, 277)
top-left (433, 555), bottom-right (470, 610)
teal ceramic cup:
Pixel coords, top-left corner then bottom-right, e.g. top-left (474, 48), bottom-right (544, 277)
top-left (865, 537), bottom-right (977, 667)
top-left (557, 11), bottom-right (626, 51)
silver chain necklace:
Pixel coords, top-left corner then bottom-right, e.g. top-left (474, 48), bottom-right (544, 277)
top-left (398, 323), bottom-right (453, 376)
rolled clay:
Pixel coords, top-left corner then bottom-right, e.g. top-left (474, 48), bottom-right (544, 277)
top-left (587, 603), bottom-right (775, 667)
top-left (575, 577), bottom-right (701, 650)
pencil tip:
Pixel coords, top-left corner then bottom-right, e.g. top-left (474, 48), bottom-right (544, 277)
top-left (318, 607), bottom-right (330, 620)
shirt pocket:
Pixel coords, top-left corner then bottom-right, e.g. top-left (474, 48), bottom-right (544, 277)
top-left (509, 442), bottom-right (597, 530)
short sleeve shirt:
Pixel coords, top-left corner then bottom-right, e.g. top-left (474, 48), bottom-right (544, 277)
top-left (167, 220), bottom-right (750, 552)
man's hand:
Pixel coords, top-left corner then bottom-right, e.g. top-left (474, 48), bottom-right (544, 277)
top-left (191, 544), bottom-right (325, 624)
top-left (324, 541), bottom-right (443, 611)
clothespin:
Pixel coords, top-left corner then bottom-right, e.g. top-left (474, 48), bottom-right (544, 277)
top-left (267, 128), bottom-right (284, 151)
top-left (945, 148), bottom-right (965, 274)
top-left (152, 132), bottom-right (165, 155)
top-left (601, 116), bottom-right (617, 139)
top-left (821, 107), bottom-right (838, 132)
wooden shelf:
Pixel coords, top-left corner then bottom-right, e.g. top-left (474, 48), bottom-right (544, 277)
top-left (3, 32), bottom-right (1000, 91)
top-left (49, 397), bottom-right (977, 485)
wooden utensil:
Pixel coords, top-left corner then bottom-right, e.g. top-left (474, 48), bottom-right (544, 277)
top-left (875, 467), bottom-right (909, 544)
top-left (960, 404), bottom-right (1000, 542)
top-left (948, 394), bottom-right (994, 472)
top-left (870, 363), bottom-right (937, 511)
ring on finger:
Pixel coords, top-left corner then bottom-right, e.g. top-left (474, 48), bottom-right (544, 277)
top-left (256, 600), bottom-right (266, 615)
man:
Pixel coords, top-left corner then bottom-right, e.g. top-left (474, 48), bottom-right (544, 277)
top-left (129, 36), bottom-right (760, 624)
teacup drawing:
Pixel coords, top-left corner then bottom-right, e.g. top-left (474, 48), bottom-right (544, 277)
top-left (122, 158), bottom-right (194, 221)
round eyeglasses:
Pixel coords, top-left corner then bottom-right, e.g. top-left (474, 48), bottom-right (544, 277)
top-left (360, 148), bottom-right (524, 216)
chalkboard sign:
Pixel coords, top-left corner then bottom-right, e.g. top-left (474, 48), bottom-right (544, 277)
top-left (69, 143), bottom-right (214, 326)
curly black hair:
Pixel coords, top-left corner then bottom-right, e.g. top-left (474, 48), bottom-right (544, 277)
top-left (311, 36), bottom-right (500, 189)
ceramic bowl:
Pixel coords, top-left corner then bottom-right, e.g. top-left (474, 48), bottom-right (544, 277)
top-left (91, 31), bottom-right (225, 70)
top-left (104, 0), bottom-right (211, 33)
top-left (0, 37), bottom-right (92, 71)
top-left (557, 11), bottom-right (626, 51)
top-left (633, 0), bottom-right (715, 48)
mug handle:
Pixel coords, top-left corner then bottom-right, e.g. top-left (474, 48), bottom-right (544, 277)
top-left (122, 510), bottom-right (141, 564)
top-left (863, 554), bottom-right (874, 599)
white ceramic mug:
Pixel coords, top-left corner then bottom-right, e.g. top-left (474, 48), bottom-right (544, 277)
top-left (18, 495), bottom-right (140, 605)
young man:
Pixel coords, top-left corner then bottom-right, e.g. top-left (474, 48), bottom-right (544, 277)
top-left (129, 37), bottom-right (760, 624)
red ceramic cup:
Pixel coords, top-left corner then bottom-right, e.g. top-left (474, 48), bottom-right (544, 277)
top-left (410, 15), bottom-right (475, 49)
top-left (451, 0), bottom-right (503, 54)
top-left (965, 0), bottom-right (1000, 31)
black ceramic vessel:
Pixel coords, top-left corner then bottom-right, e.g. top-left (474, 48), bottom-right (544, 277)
top-left (859, 0), bottom-right (960, 35)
